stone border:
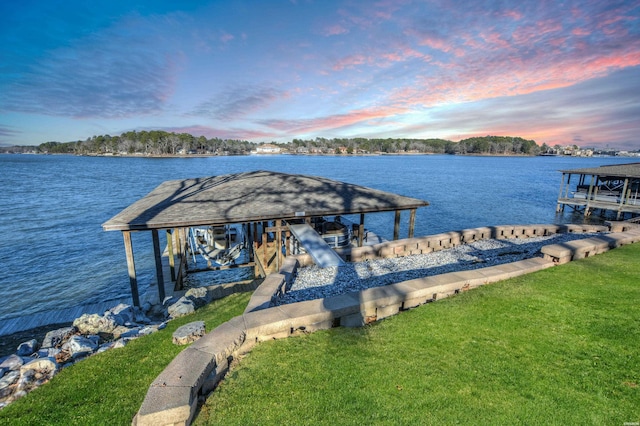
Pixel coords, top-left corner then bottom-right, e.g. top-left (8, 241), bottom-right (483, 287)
top-left (133, 223), bottom-right (639, 426)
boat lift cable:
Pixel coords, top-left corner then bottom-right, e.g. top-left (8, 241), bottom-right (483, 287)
top-left (188, 228), bottom-right (198, 265)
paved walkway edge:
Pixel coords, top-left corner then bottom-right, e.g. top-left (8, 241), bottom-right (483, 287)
top-left (133, 223), bottom-right (640, 426)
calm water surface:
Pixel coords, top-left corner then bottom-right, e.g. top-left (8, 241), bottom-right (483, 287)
top-left (0, 154), bottom-right (632, 322)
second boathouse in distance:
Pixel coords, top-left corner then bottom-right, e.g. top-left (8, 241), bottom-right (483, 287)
top-left (102, 170), bottom-right (429, 307)
top-left (556, 162), bottom-right (640, 219)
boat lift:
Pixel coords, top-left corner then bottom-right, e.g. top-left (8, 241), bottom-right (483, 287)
top-left (288, 223), bottom-right (345, 268)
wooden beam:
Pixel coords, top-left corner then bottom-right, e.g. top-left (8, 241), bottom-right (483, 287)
top-left (122, 231), bottom-right (140, 307)
top-left (408, 208), bottom-right (416, 238)
top-left (275, 220), bottom-right (282, 271)
top-left (393, 210), bottom-right (401, 240)
top-left (166, 229), bottom-right (176, 282)
top-left (618, 178), bottom-right (630, 220)
top-left (151, 229), bottom-right (166, 302)
top-left (556, 173), bottom-right (566, 212)
top-left (358, 213), bottom-right (365, 247)
top-left (585, 174), bottom-right (596, 217)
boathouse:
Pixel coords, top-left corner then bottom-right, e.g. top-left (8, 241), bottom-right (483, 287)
top-left (556, 162), bottom-right (640, 219)
top-left (102, 171), bottom-right (429, 307)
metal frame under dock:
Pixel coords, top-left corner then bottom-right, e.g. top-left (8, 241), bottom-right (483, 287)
top-left (556, 162), bottom-right (640, 220)
top-left (102, 171), bottom-right (429, 307)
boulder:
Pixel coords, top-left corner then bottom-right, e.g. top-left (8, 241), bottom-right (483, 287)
top-left (167, 297), bottom-right (196, 318)
top-left (61, 336), bottom-right (99, 360)
top-left (119, 328), bottom-right (140, 339)
top-left (19, 358), bottom-right (58, 376)
top-left (16, 339), bottom-right (40, 356)
top-left (73, 313), bottom-right (118, 335)
top-left (185, 287), bottom-right (212, 308)
top-left (0, 354), bottom-right (24, 371)
top-left (172, 321), bottom-right (206, 345)
top-left (37, 348), bottom-right (61, 359)
top-left (42, 326), bottom-right (77, 349)
top-left (111, 325), bottom-right (134, 340)
top-left (0, 370), bottom-right (20, 392)
top-left (17, 358), bottom-right (58, 393)
top-left (133, 307), bottom-right (152, 324)
top-left (106, 303), bottom-right (135, 326)
top-left (139, 325), bottom-right (159, 336)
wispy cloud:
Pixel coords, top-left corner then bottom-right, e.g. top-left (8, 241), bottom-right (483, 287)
top-left (259, 106), bottom-right (409, 135)
top-left (189, 85), bottom-right (288, 120)
top-left (0, 13), bottom-right (180, 118)
top-left (0, 125), bottom-right (20, 145)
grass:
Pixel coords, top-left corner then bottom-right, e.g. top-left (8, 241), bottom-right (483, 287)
top-left (1, 245), bottom-right (638, 425)
top-left (0, 292), bottom-right (251, 425)
top-left (196, 243), bottom-right (640, 425)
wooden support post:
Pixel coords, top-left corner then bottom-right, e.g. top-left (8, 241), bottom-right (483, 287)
top-left (618, 178), bottom-right (629, 220)
top-left (585, 174), bottom-right (596, 217)
top-left (262, 230), bottom-right (268, 270)
top-left (285, 229), bottom-right (291, 256)
top-left (408, 208), bottom-right (416, 238)
top-left (275, 220), bottom-right (282, 271)
top-left (556, 173), bottom-right (566, 212)
top-left (358, 214), bottom-right (365, 247)
top-left (151, 229), bottom-right (166, 302)
top-left (166, 229), bottom-right (176, 282)
top-left (123, 231), bottom-right (140, 307)
top-left (393, 210), bottom-right (401, 241)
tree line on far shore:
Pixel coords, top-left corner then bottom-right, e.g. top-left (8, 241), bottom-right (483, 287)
top-left (1, 131), bottom-right (550, 156)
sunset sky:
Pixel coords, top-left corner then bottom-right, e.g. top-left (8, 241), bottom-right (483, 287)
top-left (1, 1), bottom-right (639, 149)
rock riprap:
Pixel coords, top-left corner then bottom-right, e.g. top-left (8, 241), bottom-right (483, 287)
top-left (0, 284), bottom-right (221, 410)
top-left (172, 321), bottom-right (206, 345)
top-left (0, 303), bottom-right (166, 409)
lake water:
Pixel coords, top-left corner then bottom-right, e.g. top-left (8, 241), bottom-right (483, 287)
top-left (0, 153), bottom-right (632, 325)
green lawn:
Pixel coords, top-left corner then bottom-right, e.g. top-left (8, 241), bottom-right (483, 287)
top-left (197, 244), bottom-right (640, 425)
top-left (2, 245), bottom-right (638, 425)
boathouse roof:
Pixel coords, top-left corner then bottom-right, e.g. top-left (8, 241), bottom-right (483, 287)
top-left (102, 170), bottom-right (429, 231)
top-left (559, 162), bottom-right (640, 178)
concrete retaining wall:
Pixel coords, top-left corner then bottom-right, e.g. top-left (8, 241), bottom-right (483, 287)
top-left (133, 223), bottom-right (635, 426)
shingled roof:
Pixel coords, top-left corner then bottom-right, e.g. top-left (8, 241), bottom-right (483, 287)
top-left (103, 170), bottom-right (429, 231)
top-left (559, 162), bottom-right (640, 178)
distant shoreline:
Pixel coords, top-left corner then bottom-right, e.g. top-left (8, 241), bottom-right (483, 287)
top-left (3, 151), bottom-right (600, 159)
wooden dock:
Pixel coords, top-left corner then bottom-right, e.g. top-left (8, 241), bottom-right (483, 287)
top-left (557, 163), bottom-right (640, 219)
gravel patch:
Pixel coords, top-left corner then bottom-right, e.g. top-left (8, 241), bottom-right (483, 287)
top-left (274, 233), bottom-right (602, 306)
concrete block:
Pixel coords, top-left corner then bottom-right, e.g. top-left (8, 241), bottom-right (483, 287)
top-left (256, 329), bottom-right (291, 342)
top-left (318, 292), bottom-right (362, 317)
top-left (189, 317), bottom-right (246, 366)
top-left (135, 385), bottom-right (194, 426)
top-left (340, 312), bottom-right (366, 327)
top-left (291, 319), bottom-right (335, 335)
top-left (243, 306), bottom-right (292, 341)
top-left (150, 347), bottom-right (216, 399)
top-left (376, 303), bottom-right (401, 320)
top-left (201, 357), bottom-right (229, 396)
top-left (278, 299), bottom-right (336, 330)
top-left (402, 295), bottom-right (428, 310)
top-left (280, 258), bottom-right (299, 287)
top-left (245, 274), bottom-right (285, 313)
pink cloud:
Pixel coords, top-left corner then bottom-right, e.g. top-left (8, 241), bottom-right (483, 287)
top-left (220, 31), bottom-right (234, 43)
top-left (572, 27), bottom-right (590, 36)
top-left (260, 106), bottom-right (409, 135)
top-left (323, 24), bottom-right (349, 36)
top-left (332, 54), bottom-right (368, 70)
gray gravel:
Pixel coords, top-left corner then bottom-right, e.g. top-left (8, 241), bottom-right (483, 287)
top-left (274, 233), bottom-right (601, 306)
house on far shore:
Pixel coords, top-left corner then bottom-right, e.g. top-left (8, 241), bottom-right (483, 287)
top-left (254, 143), bottom-right (283, 154)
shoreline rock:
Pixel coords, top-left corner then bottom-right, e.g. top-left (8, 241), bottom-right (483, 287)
top-left (0, 282), bottom-right (218, 409)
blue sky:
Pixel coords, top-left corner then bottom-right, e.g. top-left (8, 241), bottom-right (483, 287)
top-left (1, 0), bottom-right (639, 149)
